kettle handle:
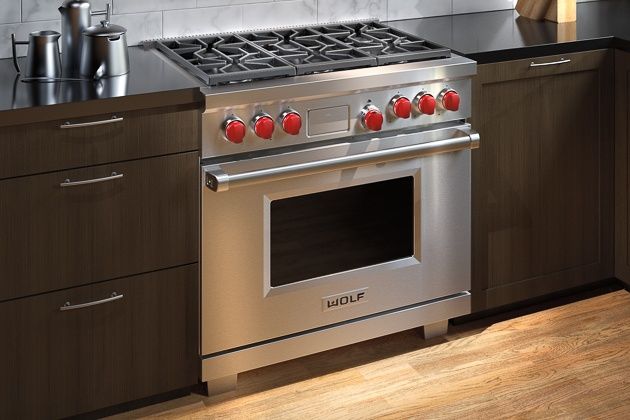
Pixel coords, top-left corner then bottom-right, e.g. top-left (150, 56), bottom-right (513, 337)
top-left (91, 3), bottom-right (111, 21)
top-left (11, 33), bottom-right (29, 74)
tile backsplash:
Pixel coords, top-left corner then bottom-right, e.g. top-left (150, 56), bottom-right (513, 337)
top-left (1, 0), bottom-right (599, 59)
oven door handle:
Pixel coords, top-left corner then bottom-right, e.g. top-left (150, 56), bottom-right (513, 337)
top-left (204, 130), bottom-right (480, 192)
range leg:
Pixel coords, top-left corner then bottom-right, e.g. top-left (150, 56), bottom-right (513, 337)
top-left (421, 320), bottom-right (449, 339)
top-left (205, 374), bottom-right (238, 396)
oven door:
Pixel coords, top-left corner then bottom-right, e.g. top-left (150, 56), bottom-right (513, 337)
top-left (201, 125), bottom-right (478, 356)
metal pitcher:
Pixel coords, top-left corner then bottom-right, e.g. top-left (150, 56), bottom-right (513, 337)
top-left (11, 31), bottom-right (62, 79)
top-left (58, 0), bottom-right (109, 76)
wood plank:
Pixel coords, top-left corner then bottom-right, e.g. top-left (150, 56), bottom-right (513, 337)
top-left (107, 289), bottom-right (630, 419)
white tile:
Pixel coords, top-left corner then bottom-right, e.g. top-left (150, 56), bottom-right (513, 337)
top-left (198, 0), bottom-right (268, 6)
top-left (453, 0), bottom-right (517, 15)
top-left (0, 19), bottom-right (61, 59)
top-left (22, 0), bottom-right (109, 22)
top-left (243, 0), bottom-right (317, 30)
top-left (388, 0), bottom-right (452, 21)
top-left (115, 0), bottom-right (196, 15)
top-left (317, 0), bottom-right (388, 23)
top-left (163, 6), bottom-right (243, 38)
top-left (109, 12), bottom-right (162, 45)
top-left (0, 0), bottom-right (20, 24)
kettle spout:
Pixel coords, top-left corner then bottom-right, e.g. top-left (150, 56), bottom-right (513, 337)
top-left (58, 6), bottom-right (64, 14)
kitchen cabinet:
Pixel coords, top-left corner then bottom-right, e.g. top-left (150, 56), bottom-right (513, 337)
top-left (0, 100), bottom-right (201, 417)
top-left (0, 152), bottom-right (199, 301)
top-left (471, 50), bottom-right (614, 311)
top-left (616, 50), bottom-right (630, 286)
top-left (0, 264), bottom-right (198, 419)
top-left (0, 105), bottom-right (198, 180)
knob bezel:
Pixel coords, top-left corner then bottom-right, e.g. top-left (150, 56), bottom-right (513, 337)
top-left (251, 113), bottom-right (275, 140)
top-left (223, 117), bottom-right (246, 144)
top-left (414, 92), bottom-right (436, 116)
top-left (279, 110), bottom-right (302, 135)
top-left (389, 95), bottom-right (412, 119)
top-left (360, 104), bottom-right (384, 131)
top-left (437, 88), bottom-right (460, 112)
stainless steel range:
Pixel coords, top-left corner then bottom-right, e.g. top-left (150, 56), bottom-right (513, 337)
top-left (152, 21), bottom-right (479, 394)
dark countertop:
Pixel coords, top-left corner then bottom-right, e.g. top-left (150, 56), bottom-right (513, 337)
top-left (388, 0), bottom-right (630, 64)
top-left (0, 46), bottom-right (202, 127)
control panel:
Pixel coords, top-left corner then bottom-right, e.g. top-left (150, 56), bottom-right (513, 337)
top-left (202, 79), bottom-right (471, 158)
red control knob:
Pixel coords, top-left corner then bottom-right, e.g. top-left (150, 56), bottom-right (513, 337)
top-left (280, 111), bottom-right (302, 135)
top-left (442, 90), bottom-right (461, 112)
top-left (224, 118), bottom-right (246, 144)
top-left (253, 114), bottom-right (275, 139)
top-left (362, 105), bottom-right (383, 131)
top-left (391, 96), bottom-right (412, 119)
top-left (416, 93), bottom-right (436, 115)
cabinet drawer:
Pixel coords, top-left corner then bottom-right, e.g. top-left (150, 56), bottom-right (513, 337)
top-left (475, 49), bottom-right (610, 84)
top-left (0, 105), bottom-right (199, 180)
top-left (0, 264), bottom-right (198, 419)
top-left (0, 152), bottom-right (198, 301)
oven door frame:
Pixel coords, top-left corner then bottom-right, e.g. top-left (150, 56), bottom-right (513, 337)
top-left (201, 124), bottom-right (478, 356)
top-left (261, 167), bottom-right (421, 298)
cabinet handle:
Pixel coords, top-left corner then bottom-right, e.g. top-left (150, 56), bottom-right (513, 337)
top-left (529, 58), bottom-right (571, 68)
top-left (60, 172), bottom-right (123, 188)
top-left (60, 115), bottom-right (123, 129)
top-left (60, 292), bottom-right (123, 311)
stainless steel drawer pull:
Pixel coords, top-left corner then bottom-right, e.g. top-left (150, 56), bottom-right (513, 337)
top-left (60, 171), bottom-right (123, 187)
top-left (529, 58), bottom-right (571, 68)
top-left (60, 292), bottom-right (123, 311)
top-left (60, 115), bottom-right (123, 129)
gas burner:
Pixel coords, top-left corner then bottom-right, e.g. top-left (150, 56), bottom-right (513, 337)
top-left (152, 21), bottom-right (451, 86)
top-left (314, 22), bottom-right (452, 65)
top-left (241, 28), bottom-right (375, 75)
top-left (157, 35), bottom-right (295, 85)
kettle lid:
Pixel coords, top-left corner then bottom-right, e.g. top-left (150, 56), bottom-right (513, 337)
top-left (84, 20), bottom-right (126, 37)
top-left (61, 0), bottom-right (90, 8)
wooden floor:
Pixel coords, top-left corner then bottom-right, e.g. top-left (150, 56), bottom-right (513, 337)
top-left (110, 288), bottom-right (630, 419)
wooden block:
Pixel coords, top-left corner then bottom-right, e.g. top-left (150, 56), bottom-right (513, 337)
top-left (556, 21), bottom-right (577, 41)
top-left (545, 0), bottom-right (577, 23)
top-left (516, 0), bottom-right (552, 20)
top-left (515, 0), bottom-right (576, 22)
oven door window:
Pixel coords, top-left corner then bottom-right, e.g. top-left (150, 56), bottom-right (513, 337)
top-left (270, 176), bottom-right (415, 287)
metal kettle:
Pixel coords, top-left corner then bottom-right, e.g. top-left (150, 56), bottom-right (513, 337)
top-left (79, 17), bottom-right (129, 79)
top-left (58, 0), bottom-right (109, 76)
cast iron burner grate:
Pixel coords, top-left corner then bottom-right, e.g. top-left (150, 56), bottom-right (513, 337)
top-left (313, 22), bottom-right (451, 65)
top-left (156, 35), bottom-right (296, 85)
top-left (152, 21), bottom-right (451, 86)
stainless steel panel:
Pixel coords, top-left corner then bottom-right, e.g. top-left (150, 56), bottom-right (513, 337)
top-left (204, 128), bottom-right (479, 192)
top-left (201, 124), bottom-right (473, 356)
top-left (202, 79), bottom-right (472, 158)
top-left (201, 292), bottom-right (470, 381)
top-left (307, 106), bottom-right (350, 137)
top-left (201, 55), bottom-right (476, 106)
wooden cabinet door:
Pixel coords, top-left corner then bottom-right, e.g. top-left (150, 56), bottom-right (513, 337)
top-left (0, 105), bottom-right (199, 180)
top-left (0, 152), bottom-right (199, 301)
top-left (616, 50), bottom-right (630, 285)
top-left (471, 50), bottom-right (614, 311)
top-left (0, 264), bottom-right (198, 419)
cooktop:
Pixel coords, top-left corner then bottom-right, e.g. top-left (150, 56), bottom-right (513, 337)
top-left (151, 21), bottom-right (451, 86)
